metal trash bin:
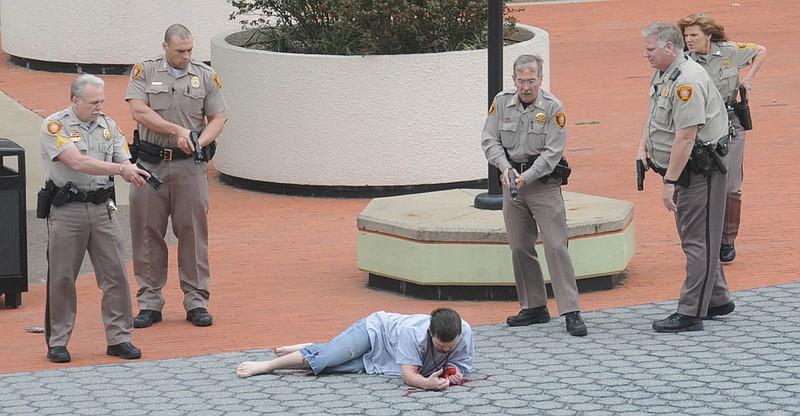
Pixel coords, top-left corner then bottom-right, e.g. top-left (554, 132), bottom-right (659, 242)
top-left (0, 138), bottom-right (28, 307)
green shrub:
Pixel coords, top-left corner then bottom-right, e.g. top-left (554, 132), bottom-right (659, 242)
top-left (228, 0), bottom-right (520, 55)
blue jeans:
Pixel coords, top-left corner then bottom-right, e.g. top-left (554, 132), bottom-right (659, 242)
top-left (300, 318), bottom-right (370, 375)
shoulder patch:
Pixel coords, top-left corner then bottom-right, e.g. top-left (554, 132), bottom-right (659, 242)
top-left (555, 112), bottom-right (566, 128)
top-left (131, 64), bottom-right (144, 80)
top-left (676, 85), bottom-right (693, 102)
top-left (46, 121), bottom-right (62, 135)
top-left (213, 73), bottom-right (222, 89)
top-left (488, 101), bottom-right (496, 116)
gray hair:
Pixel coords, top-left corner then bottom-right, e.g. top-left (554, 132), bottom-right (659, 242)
top-left (643, 21), bottom-right (684, 50)
top-left (164, 23), bottom-right (192, 43)
top-left (513, 54), bottom-right (544, 78)
top-left (70, 74), bottom-right (105, 101)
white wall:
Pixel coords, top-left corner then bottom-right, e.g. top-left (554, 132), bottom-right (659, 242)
top-left (0, 0), bottom-right (241, 64)
top-left (211, 24), bottom-right (550, 187)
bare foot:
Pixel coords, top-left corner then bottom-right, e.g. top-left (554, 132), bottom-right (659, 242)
top-left (274, 343), bottom-right (312, 357)
top-left (236, 361), bottom-right (272, 378)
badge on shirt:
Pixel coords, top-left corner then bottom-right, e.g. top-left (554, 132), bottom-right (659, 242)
top-left (213, 73), bottom-right (222, 89)
top-left (131, 64), bottom-right (144, 80)
top-left (555, 112), bottom-right (566, 128)
top-left (722, 58), bottom-right (731, 69)
top-left (535, 113), bottom-right (546, 124)
top-left (103, 129), bottom-right (111, 140)
top-left (488, 101), bottom-right (496, 116)
top-left (676, 85), bottom-right (693, 102)
top-left (46, 121), bottom-right (62, 135)
top-left (191, 76), bottom-right (200, 88)
top-left (55, 136), bottom-right (70, 149)
top-left (661, 87), bottom-right (669, 97)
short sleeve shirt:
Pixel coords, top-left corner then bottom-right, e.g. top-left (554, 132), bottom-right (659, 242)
top-left (362, 311), bottom-right (474, 377)
top-left (125, 56), bottom-right (226, 147)
top-left (645, 54), bottom-right (729, 170)
top-left (39, 107), bottom-right (130, 190)
top-left (690, 41), bottom-right (759, 103)
top-left (481, 88), bottom-right (568, 183)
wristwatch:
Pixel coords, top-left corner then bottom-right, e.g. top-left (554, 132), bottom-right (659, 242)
top-left (663, 177), bottom-right (679, 185)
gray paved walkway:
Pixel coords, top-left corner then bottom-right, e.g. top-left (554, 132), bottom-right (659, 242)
top-left (2, 282), bottom-right (798, 415)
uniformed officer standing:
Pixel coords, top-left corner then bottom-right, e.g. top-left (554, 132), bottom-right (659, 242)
top-left (637, 21), bottom-right (732, 333)
top-left (678, 12), bottom-right (767, 264)
top-left (40, 74), bottom-right (149, 363)
top-left (125, 24), bottom-right (226, 328)
top-left (482, 54), bottom-right (588, 337)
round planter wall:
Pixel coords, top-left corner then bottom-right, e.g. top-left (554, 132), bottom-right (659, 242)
top-left (210, 24), bottom-right (549, 193)
top-left (0, 0), bottom-right (240, 68)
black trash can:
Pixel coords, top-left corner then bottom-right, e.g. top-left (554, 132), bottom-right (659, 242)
top-left (0, 138), bottom-right (27, 307)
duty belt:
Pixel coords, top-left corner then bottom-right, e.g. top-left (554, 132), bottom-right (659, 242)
top-left (139, 140), bottom-right (192, 161)
top-left (510, 155), bottom-right (540, 174)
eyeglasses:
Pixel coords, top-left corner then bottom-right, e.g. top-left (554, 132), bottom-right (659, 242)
top-left (515, 78), bottom-right (538, 86)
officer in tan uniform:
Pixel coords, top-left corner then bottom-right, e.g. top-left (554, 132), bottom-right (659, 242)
top-left (40, 74), bottom-right (148, 363)
top-left (125, 24), bottom-right (226, 328)
top-left (637, 21), bottom-right (732, 333)
top-left (482, 54), bottom-right (587, 337)
top-left (678, 12), bottom-right (767, 264)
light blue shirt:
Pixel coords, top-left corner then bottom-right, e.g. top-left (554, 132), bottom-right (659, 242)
top-left (362, 311), bottom-right (474, 376)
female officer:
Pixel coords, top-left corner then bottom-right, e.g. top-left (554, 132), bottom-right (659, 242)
top-left (678, 13), bottom-right (767, 264)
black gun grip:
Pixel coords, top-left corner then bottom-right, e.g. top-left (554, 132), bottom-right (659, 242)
top-left (190, 131), bottom-right (203, 164)
top-left (135, 162), bottom-right (163, 191)
top-left (508, 169), bottom-right (518, 200)
top-left (636, 160), bottom-right (645, 191)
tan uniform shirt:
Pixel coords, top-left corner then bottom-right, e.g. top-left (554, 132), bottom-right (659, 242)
top-left (645, 54), bottom-right (728, 170)
top-left (689, 41), bottom-right (759, 103)
top-left (125, 55), bottom-right (226, 146)
top-left (481, 89), bottom-right (567, 183)
top-left (39, 108), bottom-right (129, 190)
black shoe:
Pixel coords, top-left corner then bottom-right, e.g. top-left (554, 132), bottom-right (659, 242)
top-left (652, 312), bottom-right (703, 333)
top-left (106, 342), bottom-right (142, 359)
top-left (720, 244), bottom-right (736, 263)
top-left (506, 306), bottom-right (550, 327)
top-left (704, 301), bottom-right (735, 320)
top-left (186, 307), bottom-right (213, 327)
top-left (564, 311), bottom-right (588, 337)
top-left (134, 309), bottom-right (162, 328)
top-left (47, 346), bottom-right (71, 363)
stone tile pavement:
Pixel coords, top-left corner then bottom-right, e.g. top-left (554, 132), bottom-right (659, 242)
top-left (2, 281), bottom-right (798, 415)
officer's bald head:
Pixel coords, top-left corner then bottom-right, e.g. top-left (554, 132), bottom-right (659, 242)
top-left (164, 24), bottom-right (192, 44)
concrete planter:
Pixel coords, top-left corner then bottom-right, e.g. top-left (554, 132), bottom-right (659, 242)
top-left (210, 24), bottom-right (549, 195)
top-left (0, 0), bottom-right (240, 68)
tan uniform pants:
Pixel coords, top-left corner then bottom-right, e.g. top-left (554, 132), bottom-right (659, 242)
top-left (130, 158), bottom-right (210, 312)
top-left (674, 170), bottom-right (731, 317)
top-left (723, 115), bottom-right (745, 245)
top-left (45, 202), bottom-right (133, 347)
top-left (503, 180), bottom-right (580, 315)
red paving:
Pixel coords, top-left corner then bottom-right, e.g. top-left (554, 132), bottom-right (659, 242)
top-left (1, 0), bottom-right (798, 373)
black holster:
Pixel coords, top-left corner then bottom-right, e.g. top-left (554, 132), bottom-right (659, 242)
top-left (129, 129), bottom-right (140, 163)
top-left (733, 85), bottom-right (753, 131)
top-left (36, 181), bottom-right (57, 219)
top-left (541, 157), bottom-right (571, 185)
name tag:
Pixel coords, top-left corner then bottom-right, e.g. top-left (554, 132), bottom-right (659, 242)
top-left (151, 81), bottom-right (163, 86)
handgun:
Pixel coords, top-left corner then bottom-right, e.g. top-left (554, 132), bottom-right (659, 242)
top-left (135, 162), bottom-right (163, 191)
top-left (508, 169), bottom-right (518, 200)
top-left (636, 160), bottom-right (645, 191)
top-left (190, 131), bottom-right (203, 164)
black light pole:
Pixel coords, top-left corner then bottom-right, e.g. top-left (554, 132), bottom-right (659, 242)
top-left (474, 0), bottom-right (504, 210)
